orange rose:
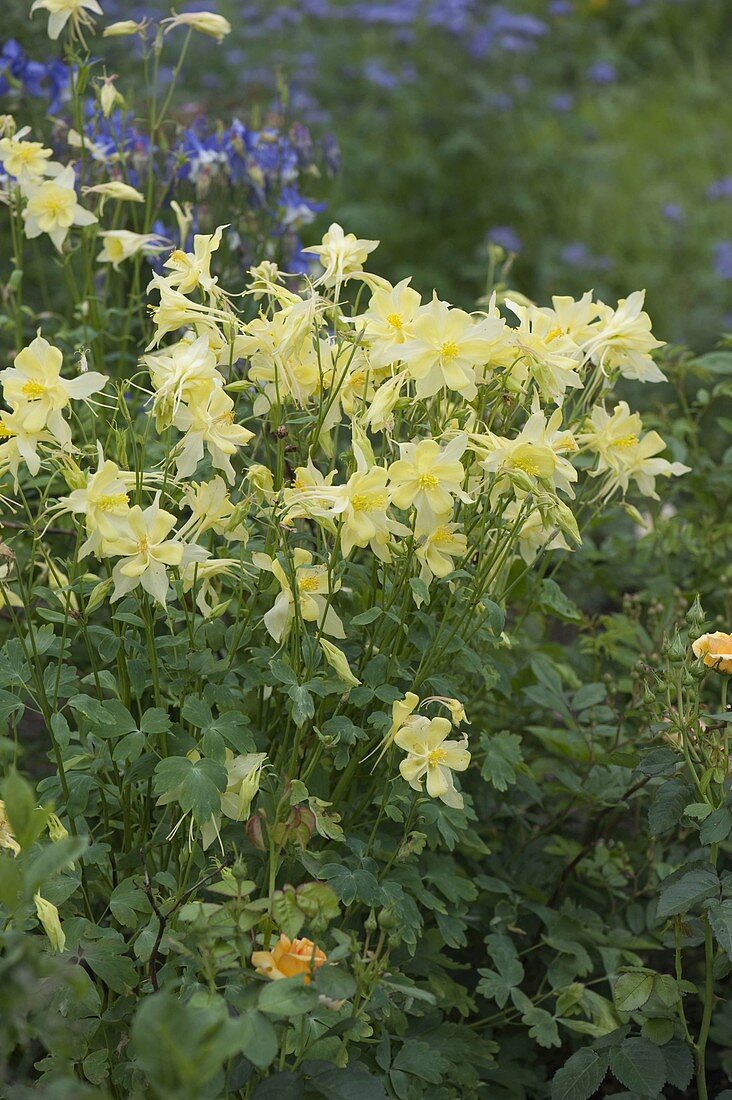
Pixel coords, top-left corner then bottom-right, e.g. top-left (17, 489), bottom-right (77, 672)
top-left (692, 632), bottom-right (732, 674)
top-left (251, 934), bottom-right (327, 983)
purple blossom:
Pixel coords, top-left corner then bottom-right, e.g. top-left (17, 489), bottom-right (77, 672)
top-left (488, 226), bottom-right (521, 253)
top-left (560, 242), bottom-right (612, 271)
top-left (661, 203), bottom-right (684, 223)
top-left (707, 177), bottom-right (732, 200)
top-left (713, 241), bottom-right (732, 280)
top-left (550, 93), bottom-right (574, 113)
top-left (587, 61), bottom-right (617, 85)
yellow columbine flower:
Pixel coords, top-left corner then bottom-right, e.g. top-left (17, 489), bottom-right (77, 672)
top-left (30, 0), bottom-right (102, 41)
top-left (106, 493), bottom-right (207, 607)
top-left (173, 387), bottom-right (254, 484)
top-left (580, 402), bottom-right (689, 499)
top-left (355, 277), bottom-right (422, 368)
top-left (22, 165), bottom-right (97, 251)
top-left (56, 445), bottom-right (131, 557)
top-left (0, 799), bottom-right (20, 856)
top-left (415, 521), bottom-right (467, 585)
top-left (337, 464), bottom-right (409, 561)
top-left (34, 894), bottom-right (66, 953)
top-left (252, 548), bottom-right (344, 644)
top-left (388, 434), bottom-right (469, 525)
top-left (97, 230), bottom-right (168, 270)
top-left (395, 716), bottom-right (470, 809)
top-left (400, 295), bottom-right (506, 399)
top-left (161, 11), bottom-right (232, 42)
top-left (0, 131), bottom-right (58, 189)
top-left (0, 334), bottom-right (107, 447)
top-left (303, 222), bottom-right (379, 288)
top-left (82, 181), bottom-right (145, 204)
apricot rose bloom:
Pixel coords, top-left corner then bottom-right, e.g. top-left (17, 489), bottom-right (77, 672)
top-left (691, 632), bottom-right (732, 675)
top-left (251, 934), bottom-right (327, 983)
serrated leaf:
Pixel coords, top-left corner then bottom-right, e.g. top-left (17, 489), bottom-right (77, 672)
top-left (609, 1037), bottom-right (666, 1096)
top-left (656, 863), bottom-right (719, 920)
top-left (648, 779), bottom-right (692, 836)
top-left (614, 971), bottom-right (654, 1012)
top-left (551, 1048), bottom-right (608, 1100)
top-left (707, 898), bottom-right (732, 960)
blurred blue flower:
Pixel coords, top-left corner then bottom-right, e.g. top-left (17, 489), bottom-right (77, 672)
top-left (713, 241), bottom-right (732, 280)
top-left (707, 177), bottom-right (732, 200)
top-left (661, 202), bottom-right (684, 223)
top-left (587, 61), bottom-right (617, 85)
top-left (488, 226), bottom-right (521, 252)
top-left (561, 242), bottom-right (612, 270)
top-left (550, 93), bottom-right (575, 113)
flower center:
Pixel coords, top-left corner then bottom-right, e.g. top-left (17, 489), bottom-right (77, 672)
top-left (512, 456), bottom-right (542, 476)
top-left (137, 536), bottom-right (149, 555)
top-left (97, 492), bottom-right (128, 512)
top-left (298, 574), bottom-right (320, 593)
top-left (417, 472), bottom-right (440, 490)
top-left (386, 312), bottom-right (403, 330)
top-left (613, 433), bottom-right (639, 449)
top-left (21, 380), bottom-right (46, 399)
top-left (427, 747), bottom-right (447, 766)
top-left (431, 526), bottom-right (453, 545)
top-left (351, 491), bottom-right (388, 512)
top-left (440, 340), bottom-right (460, 361)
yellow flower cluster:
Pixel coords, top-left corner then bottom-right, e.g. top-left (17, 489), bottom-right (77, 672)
top-left (0, 209), bottom-right (689, 811)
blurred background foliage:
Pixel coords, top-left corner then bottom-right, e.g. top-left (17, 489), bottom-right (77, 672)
top-left (7, 0), bottom-right (727, 347)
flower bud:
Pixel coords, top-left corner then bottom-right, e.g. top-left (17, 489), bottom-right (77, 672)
top-left (34, 894), bottom-right (65, 953)
top-left (686, 596), bottom-right (705, 627)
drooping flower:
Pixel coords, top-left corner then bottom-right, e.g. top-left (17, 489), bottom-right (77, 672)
top-left (395, 716), bottom-right (470, 808)
top-left (30, 0), bottom-right (103, 41)
top-left (415, 521), bottom-right (467, 586)
top-left (97, 230), bottom-right (168, 270)
top-left (583, 290), bottom-right (666, 383)
top-left (34, 893), bottom-right (66, 953)
top-left (252, 934), bottom-right (327, 983)
top-left (161, 11), bottom-right (232, 43)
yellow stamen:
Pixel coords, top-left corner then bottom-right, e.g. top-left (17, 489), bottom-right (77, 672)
top-left (21, 380), bottom-right (46, 399)
top-left (298, 574), bottom-right (320, 593)
top-left (351, 492), bottom-right (388, 512)
top-left (427, 747), bottom-right (447, 766)
top-left (96, 493), bottom-right (128, 512)
top-left (386, 313), bottom-right (403, 330)
top-left (439, 340), bottom-right (460, 361)
top-left (613, 434), bottom-right (639, 449)
top-left (417, 472), bottom-right (439, 490)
